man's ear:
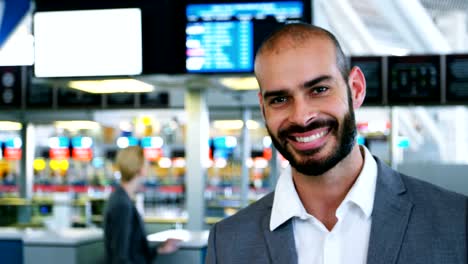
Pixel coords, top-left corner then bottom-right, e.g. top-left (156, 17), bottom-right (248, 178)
top-left (258, 91), bottom-right (266, 118)
top-left (347, 66), bottom-right (366, 109)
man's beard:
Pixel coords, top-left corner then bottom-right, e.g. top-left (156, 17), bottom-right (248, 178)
top-left (266, 94), bottom-right (357, 176)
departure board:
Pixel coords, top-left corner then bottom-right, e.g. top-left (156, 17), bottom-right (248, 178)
top-left (139, 91), bottom-right (169, 108)
top-left (27, 83), bottom-right (53, 108)
top-left (445, 54), bottom-right (468, 103)
top-left (388, 55), bottom-right (441, 105)
top-left (186, 1), bottom-right (307, 73)
top-left (350, 56), bottom-right (383, 105)
top-left (187, 21), bottom-right (253, 72)
top-left (106, 93), bottom-right (136, 108)
top-left (57, 87), bottom-right (102, 108)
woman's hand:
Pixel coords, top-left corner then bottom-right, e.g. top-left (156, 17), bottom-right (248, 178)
top-left (157, 238), bottom-right (182, 254)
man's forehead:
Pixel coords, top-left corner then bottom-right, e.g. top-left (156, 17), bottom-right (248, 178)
top-left (255, 38), bottom-right (336, 72)
top-left (257, 36), bottom-right (334, 63)
top-left (263, 31), bottom-right (330, 52)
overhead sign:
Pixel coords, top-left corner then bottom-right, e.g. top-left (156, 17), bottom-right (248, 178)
top-left (0, 0), bottom-right (30, 48)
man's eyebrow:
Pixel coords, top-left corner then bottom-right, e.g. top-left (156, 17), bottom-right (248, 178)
top-left (262, 90), bottom-right (289, 100)
top-left (303, 75), bottom-right (333, 88)
top-left (262, 75), bottom-right (333, 99)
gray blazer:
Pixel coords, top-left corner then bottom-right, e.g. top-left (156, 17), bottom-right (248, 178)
top-left (206, 158), bottom-right (467, 264)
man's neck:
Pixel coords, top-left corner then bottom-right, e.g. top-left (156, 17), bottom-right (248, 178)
top-left (292, 145), bottom-right (365, 230)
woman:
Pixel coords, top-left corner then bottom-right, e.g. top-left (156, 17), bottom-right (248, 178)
top-left (104, 146), bottom-right (180, 263)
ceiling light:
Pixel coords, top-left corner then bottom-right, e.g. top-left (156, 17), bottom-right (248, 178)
top-left (0, 121), bottom-right (22, 131)
top-left (68, 79), bottom-right (154, 94)
top-left (219, 77), bottom-right (259, 90)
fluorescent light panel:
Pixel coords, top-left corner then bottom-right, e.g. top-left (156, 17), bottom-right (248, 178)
top-left (0, 121), bottom-right (22, 131)
top-left (219, 77), bottom-right (259, 90)
top-left (68, 79), bottom-right (154, 94)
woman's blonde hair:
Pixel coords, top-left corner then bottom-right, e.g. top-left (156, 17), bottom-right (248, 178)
top-left (116, 146), bottom-right (144, 183)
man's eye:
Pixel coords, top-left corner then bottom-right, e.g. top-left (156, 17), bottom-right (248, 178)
top-left (269, 97), bottom-right (288, 105)
top-left (312, 86), bottom-right (329, 94)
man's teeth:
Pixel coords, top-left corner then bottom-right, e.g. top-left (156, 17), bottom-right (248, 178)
top-left (295, 131), bottom-right (327, 143)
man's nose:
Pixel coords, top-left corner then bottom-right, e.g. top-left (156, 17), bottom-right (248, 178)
top-left (289, 97), bottom-right (318, 127)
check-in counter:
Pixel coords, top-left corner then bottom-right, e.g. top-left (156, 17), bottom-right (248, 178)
top-left (144, 216), bottom-right (222, 233)
top-left (0, 228), bottom-right (24, 264)
top-left (147, 229), bottom-right (209, 264)
top-left (23, 228), bottom-right (104, 264)
top-left (0, 198), bottom-right (31, 227)
top-left (91, 215), bottom-right (222, 234)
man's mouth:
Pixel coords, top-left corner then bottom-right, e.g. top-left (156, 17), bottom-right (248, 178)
top-left (285, 127), bottom-right (332, 152)
top-left (294, 130), bottom-right (328, 143)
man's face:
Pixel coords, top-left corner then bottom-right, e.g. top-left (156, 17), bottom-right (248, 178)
top-left (256, 37), bottom-right (357, 176)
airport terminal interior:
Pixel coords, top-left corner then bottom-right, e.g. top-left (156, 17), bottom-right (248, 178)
top-left (1, 0), bottom-right (468, 263)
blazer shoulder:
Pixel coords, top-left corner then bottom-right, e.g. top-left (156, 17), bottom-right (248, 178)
top-left (399, 172), bottom-right (467, 218)
top-left (400, 172), bottom-right (467, 202)
top-left (375, 157), bottom-right (466, 204)
top-left (215, 192), bottom-right (274, 230)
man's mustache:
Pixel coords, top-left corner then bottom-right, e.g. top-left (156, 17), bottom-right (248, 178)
top-left (278, 119), bottom-right (338, 138)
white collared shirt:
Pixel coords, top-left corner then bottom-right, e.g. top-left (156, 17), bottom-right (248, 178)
top-left (270, 146), bottom-right (378, 264)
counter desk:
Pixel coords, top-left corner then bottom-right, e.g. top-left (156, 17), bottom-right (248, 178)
top-left (22, 228), bottom-right (104, 264)
top-left (148, 229), bottom-right (209, 264)
top-left (0, 228), bottom-right (24, 264)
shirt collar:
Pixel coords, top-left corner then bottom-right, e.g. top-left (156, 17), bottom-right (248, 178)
top-left (339, 146), bottom-right (377, 219)
top-left (270, 166), bottom-right (307, 231)
top-left (269, 145), bottom-right (378, 231)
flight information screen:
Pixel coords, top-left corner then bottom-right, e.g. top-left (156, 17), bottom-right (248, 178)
top-left (445, 54), bottom-right (468, 103)
top-left (185, 1), bottom-right (305, 73)
top-left (387, 55), bottom-right (441, 105)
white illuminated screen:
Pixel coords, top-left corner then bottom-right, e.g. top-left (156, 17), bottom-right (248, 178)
top-left (33, 8), bottom-right (142, 77)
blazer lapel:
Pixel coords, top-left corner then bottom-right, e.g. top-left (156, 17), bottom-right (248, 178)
top-left (261, 196), bottom-right (298, 264)
top-left (367, 159), bottom-right (413, 264)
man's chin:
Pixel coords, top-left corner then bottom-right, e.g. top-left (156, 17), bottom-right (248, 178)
top-left (292, 156), bottom-right (326, 168)
top-left (287, 143), bottom-right (329, 160)
top-left (287, 148), bottom-right (337, 174)
top-left (290, 161), bottom-right (330, 176)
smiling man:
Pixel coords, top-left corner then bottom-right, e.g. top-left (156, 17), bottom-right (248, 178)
top-left (206, 23), bottom-right (467, 264)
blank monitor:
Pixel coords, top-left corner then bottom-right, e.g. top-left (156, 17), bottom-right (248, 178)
top-left (33, 8), bottom-right (143, 78)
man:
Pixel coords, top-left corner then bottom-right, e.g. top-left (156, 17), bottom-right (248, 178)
top-left (104, 146), bottom-right (180, 263)
top-left (206, 23), bottom-right (467, 264)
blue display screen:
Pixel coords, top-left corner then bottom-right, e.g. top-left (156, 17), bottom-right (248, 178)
top-left (186, 2), bottom-right (303, 19)
top-left (187, 21), bottom-right (253, 72)
top-left (127, 137), bottom-right (139, 147)
top-left (186, 1), bottom-right (304, 73)
top-left (4, 137), bottom-right (22, 149)
top-left (71, 136), bottom-right (93, 149)
top-left (140, 137), bottom-right (163, 148)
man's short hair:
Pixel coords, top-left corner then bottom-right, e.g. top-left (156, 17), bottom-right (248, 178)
top-left (255, 23), bottom-right (350, 81)
top-left (116, 146), bottom-right (144, 183)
